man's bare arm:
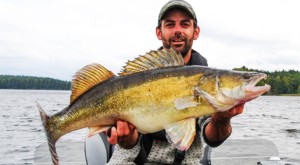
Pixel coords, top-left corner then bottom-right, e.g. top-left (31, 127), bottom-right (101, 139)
top-left (204, 104), bottom-right (244, 146)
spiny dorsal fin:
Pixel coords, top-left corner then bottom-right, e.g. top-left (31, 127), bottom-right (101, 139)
top-left (119, 48), bottom-right (185, 76)
top-left (71, 63), bottom-right (115, 103)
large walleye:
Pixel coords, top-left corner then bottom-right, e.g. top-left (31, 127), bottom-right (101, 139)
top-left (38, 48), bottom-right (270, 165)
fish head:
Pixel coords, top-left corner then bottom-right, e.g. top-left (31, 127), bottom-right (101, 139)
top-left (197, 69), bottom-right (271, 111)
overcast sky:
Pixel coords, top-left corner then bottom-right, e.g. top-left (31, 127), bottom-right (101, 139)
top-left (1, 0), bottom-right (299, 81)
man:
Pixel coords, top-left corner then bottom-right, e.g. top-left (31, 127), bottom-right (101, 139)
top-left (106, 0), bottom-right (244, 164)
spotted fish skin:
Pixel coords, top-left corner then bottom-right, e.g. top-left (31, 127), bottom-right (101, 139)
top-left (38, 48), bottom-right (270, 165)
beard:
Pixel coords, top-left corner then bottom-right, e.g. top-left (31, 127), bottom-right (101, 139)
top-left (161, 35), bottom-right (193, 57)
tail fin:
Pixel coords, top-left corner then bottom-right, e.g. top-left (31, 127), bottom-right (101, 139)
top-left (37, 102), bottom-right (59, 165)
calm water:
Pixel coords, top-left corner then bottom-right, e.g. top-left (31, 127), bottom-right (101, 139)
top-left (0, 89), bottom-right (300, 164)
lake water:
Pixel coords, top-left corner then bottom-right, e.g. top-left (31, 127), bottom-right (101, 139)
top-left (0, 89), bottom-right (299, 164)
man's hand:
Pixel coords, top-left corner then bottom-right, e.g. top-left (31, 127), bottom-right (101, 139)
top-left (212, 103), bottom-right (244, 123)
top-left (204, 103), bottom-right (245, 145)
top-left (106, 120), bottom-right (139, 149)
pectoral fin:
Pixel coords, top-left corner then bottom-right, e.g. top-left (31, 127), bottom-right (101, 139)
top-left (164, 118), bottom-right (196, 151)
top-left (174, 96), bottom-right (199, 110)
top-left (201, 90), bottom-right (235, 111)
top-left (88, 126), bottom-right (111, 138)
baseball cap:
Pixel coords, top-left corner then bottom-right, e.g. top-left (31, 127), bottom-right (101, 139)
top-left (158, 0), bottom-right (197, 25)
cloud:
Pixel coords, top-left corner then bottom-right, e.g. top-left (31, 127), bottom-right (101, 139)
top-left (0, 0), bottom-right (299, 80)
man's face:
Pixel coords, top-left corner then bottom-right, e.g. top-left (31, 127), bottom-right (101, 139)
top-left (156, 9), bottom-right (200, 57)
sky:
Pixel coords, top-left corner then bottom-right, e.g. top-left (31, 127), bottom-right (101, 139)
top-left (1, 0), bottom-right (300, 81)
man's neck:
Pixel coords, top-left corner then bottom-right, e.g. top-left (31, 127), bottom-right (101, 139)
top-left (183, 50), bottom-right (192, 64)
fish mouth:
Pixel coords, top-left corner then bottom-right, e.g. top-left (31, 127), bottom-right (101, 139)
top-left (245, 73), bottom-right (271, 96)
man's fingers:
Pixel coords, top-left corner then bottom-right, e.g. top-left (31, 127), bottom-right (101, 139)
top-left (128, 122), bottom-right (137, 134)
top-left (116, 120), bottom-right (130, 136)
top-left (123, 122), bottom-right (130, 135)
top-left (128, 122), bottom-right (135, 129)
top-left (232, 103), bottom-right (244, 115)
top-left (107, 120), bottom-right (137, 146)
top-left (116, 120), bottom-right (125, 136)
top-left (107, 127), bottom-right (117, 144)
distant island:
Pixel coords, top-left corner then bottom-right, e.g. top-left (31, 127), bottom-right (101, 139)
top-left (0, 75), bottom-right (70, 90)
top-left (0, 66), bottom-right (299, 95)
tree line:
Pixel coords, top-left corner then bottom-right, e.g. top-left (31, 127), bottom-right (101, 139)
top-left (233, 66), bottom-right (300, 95)
top-left (1, 68), bottom-right (300, 95)
top-left (0, 75), bottom-right (71, 90)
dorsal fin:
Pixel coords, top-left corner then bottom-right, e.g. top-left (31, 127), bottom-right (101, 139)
top-left (119, 48), bottom-right (185, 76)
top-left (70, 63), bottom-right (115, 103)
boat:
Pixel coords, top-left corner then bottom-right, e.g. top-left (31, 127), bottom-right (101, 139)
top-left (34, 133), bottom-right (283, 165)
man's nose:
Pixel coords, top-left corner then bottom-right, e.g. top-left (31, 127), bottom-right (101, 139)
top-left (174, 25), bottom-right (182, 37)
top-left (174, 31), bottom-right (182, 38)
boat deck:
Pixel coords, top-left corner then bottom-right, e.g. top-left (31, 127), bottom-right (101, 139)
top-left (34, 136), bottom-right (281, 165)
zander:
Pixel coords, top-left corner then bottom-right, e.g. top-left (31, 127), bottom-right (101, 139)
top-left (38, 48), bottom-right (270, 165)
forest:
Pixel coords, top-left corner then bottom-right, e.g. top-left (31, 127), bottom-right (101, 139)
top-left (1, 67), bottom-right (300, 95)
top-left (0, 75), bottom-right (70, 90)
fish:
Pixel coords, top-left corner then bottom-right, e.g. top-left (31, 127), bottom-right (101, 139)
top-left (38, 48), bottom-right (271, 165)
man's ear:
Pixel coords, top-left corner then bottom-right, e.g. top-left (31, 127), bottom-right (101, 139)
top-left (156, 27), bottom-right (162, 40)
top-left (193, 26), bottom-right (200, 40)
